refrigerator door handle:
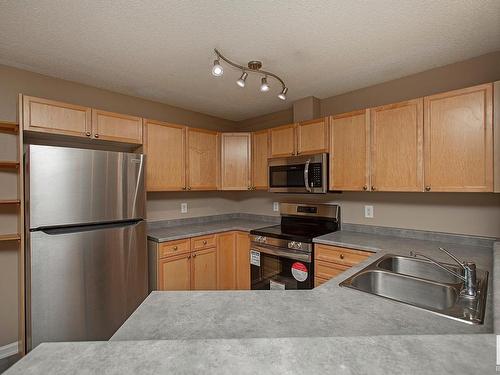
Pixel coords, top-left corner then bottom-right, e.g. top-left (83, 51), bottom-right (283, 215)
top-left (36, 219), bottom-right (143, 235)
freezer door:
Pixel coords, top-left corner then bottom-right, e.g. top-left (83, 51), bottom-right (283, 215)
top-left (26, 145), bottom-right (145, 228)
top-left (26, 220), bottom-right (147, 351)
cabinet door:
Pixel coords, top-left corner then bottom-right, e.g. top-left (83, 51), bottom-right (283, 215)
top-left (22, 95), bottom-right (91, 138)
top-left (191, 248), bottom-right (217, 290)
top-left (144, 120), bottom-right (186, 191)
top-left (235, 232), bottom-right (251, 290)
top-left (220, 133), bottom-right (251, 190)
top-left (296, 117), bottom-right (329, 155)
top-left (91, 109), bottom-right (142, 144)
top-left (251, 130), bottom-right (269, 190)
top-left (370, 99), bottom-right (424, 192)
top-left (216, 232), bottom-right (236, 290)
top-left (158, 253), bottom-right (191, 291)
top-left (329, 110), bottom-right (370, 191)
top-left (269, 124), bottom-right (296, 157)
top-left (424, 83), bottom-right (493, 192)
top-left (186, 128), bottom-right (218, 190)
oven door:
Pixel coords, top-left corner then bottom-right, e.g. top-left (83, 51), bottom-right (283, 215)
top-left (268, 153), bottom-right (327, 193)
top-left (250, 244), bottom-right (313, 290)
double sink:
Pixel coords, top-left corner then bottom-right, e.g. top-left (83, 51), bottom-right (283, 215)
top-left (340, 254), bottom-right (488, 324)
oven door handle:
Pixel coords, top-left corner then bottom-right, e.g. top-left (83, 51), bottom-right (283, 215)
top-left (304, 159), bottom-right (311, 192)
top-left (251, 244), bottom-right (311, 263)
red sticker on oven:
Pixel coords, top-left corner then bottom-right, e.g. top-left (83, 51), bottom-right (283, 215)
top-left (291, 262), bottom-right (308, 282)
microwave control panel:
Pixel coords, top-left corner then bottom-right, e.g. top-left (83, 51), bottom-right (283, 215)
top-left (309, 163), bottom-right (323, 187)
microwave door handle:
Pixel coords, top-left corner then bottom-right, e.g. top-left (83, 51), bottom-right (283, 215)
top-left (304, 159), bottom-right (312, 192)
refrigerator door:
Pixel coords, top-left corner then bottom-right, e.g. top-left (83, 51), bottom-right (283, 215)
top-left (26, 220), bottom-right (147, 351)
top-left (26, 145), bottom-right (145, 229)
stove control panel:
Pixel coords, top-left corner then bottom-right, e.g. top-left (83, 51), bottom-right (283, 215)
top-left (288, 241), bottom-right (303, 250)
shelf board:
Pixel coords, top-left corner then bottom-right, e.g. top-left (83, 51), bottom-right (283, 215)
top-left (0, 161), bottom-right (19, 169)
top-left (0, 233), bottom-right (20, 242)
top-left (0, 121), bottom-right (19, 134)
top-left (0, 199), bottom-right (21, 204)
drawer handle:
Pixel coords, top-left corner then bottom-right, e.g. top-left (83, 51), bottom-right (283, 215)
top-left (339, 254), bottom-right (344, 260)
top-left (202, 240), bottom-right (207, 245)
top-left (173, 246), bottom-right (178, 251)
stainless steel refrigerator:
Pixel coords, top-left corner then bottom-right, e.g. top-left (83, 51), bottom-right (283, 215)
top-left (25, 145), bottom-right (148, 351)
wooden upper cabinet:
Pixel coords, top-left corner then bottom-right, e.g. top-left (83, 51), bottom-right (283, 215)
top-left (370, 99), bottom-right (424, 192)
top-left (191, 248), bottom-right (217, 290)
top-left (424, 83), bottom-right (493, 192)
top-left (158, 253), bottom-right (191, 291)
top-left (235, 232), bottom-right (251, 290)
top-left (186, 128), bottom-right (218, 190)
top-left (251, 130), bottom-right (269, 190)
top-left (220, 133), bottom-right (251, 190)
top-left (91, 109), bottom-right (142, 144)
top-left (216, 232), bottom-right (236, 290)
top-left (144, 119), bottom-right (186, 191)
top-left (269, 124), bottom-right (296, 157)
top-left (296, 117), bottom-right (329, 155)
top-left (22, 95), bottom-right (91, 138)
top-left (329, 110), bottom-right (370, 191)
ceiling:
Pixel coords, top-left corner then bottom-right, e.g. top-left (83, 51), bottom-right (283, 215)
top-left (0, 1), bottom-right (499, 121)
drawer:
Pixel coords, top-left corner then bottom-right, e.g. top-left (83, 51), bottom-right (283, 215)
top-left (315, 245), bottom-right (373, 267)
top-left (314, 276), bottom-right (330, 288)
top-left (159, 239), bottom-right (190, 258)
top-left (191, 234), bottom-right (216, 250)
top-left (315, 260), bottom-right (350, 279)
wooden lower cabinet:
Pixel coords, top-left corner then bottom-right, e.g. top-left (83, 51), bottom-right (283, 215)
top-left (158, 253), bottom-right (191, 291)
top-left (217, 232), bottom-right (237, 289)
top-left (191, 248), bottom-right (217, 290)
top-left (314, 244), bottom-right (373, 288)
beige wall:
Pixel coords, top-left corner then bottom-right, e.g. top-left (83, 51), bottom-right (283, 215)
top-left (0, 64), bottom-right (235, 130)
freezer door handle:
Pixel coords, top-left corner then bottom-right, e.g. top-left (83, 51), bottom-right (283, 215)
top-left (36, 219), bottom-right (143, 235)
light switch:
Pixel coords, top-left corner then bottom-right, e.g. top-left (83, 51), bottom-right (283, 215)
top-left (181, 203), bottom-right (188, 213)
top-left (364, 205), bottom-right (374, 218)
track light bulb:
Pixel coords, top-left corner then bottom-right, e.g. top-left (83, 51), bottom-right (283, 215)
top-left (212, 59), bottom-right (223, 76)
top-left (278, 87), bottom-right (288, 100)
top-left (260, 76), bottom-right (270, 92)
top-left (236, 72), bottom-right (248, 87)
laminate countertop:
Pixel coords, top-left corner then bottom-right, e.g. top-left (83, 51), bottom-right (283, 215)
top-left (7, 229), bottom-right (499, 375)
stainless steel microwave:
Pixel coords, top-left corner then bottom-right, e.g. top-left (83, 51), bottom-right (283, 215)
top-left (268, 153), bottom-right (328, 193)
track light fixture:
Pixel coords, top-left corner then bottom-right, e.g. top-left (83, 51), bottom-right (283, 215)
top-left (211, 48), bottom-right (288, 100)
top-left (236, 72), bottom-right (248, 87)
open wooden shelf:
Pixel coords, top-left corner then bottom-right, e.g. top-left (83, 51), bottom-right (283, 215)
top-left (0, 161), bottom-right (20, 169)
top-left (0, 121), bottom-right (19, 134)
top-left (0, 233), bottom-right (20, 242)
top-left (0, 199), bottom-right (21, 205)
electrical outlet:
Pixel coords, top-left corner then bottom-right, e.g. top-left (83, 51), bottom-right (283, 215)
top-left (181, 203), bottom-right (188, 214)
top-left (273, 202), bottom-right (280, 212)
top-left (364, 205), bottom-right (374, 218)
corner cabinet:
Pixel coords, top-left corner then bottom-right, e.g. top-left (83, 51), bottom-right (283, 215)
top-left (370, 99), bottom-right (424, 192)
top-left (424, 83), bottom-right (493, 192)
top-left (296, 117), bottom-right (329, 155)
top-left (329, 110), bottom-right (370, 191)
top-left (251, 130), bottom-right (269, 190)
top-left (186, 128), bottom-right (219, 190)
top-left (220, 133), bottom-right (252, 190)
top-left (143, 119), bottom-right (186, 191)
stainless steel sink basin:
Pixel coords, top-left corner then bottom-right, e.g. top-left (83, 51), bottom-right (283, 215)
top-left (377, 255), bottom-right (463, 284)
top-left (340, 253), bottom-right (488, 324)
top-left (349, 270), bottom-right (458, 311)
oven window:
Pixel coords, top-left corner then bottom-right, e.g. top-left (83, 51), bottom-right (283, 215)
top-left (269, 165), bottom-right (305, 187)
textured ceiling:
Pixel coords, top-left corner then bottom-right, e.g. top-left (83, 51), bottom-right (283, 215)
top-left (0, 1), bottom-right (499, 121)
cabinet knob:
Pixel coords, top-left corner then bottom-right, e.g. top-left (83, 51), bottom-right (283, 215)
top-left (182, 187), bottom-right (186, 191)
top-left (173, 246), bottom-right (178, 251)
top-left (362, 185), bottom-right (367, 191)
top-left (187, 255), bottom-right (191, 259)
top-left (425, 186), bottom-right (431, 192)
top-left (94, 133), bottom-right (99, 138)
top-left (202, 240), bottom-right (207, 245)
top-left (340, 254), bottom-right (344, 260)
top-left (192, 253), bottom-right (197, 258)
top-left (85, 131), bottom-right (91, 137)
top-left (371, 186), bottom-right (376, 191)
top-left (187, 187), bottom-right (192, 191)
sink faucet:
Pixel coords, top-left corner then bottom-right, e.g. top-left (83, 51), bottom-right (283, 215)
top-left (410, 247), bottom-right (477, 297)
